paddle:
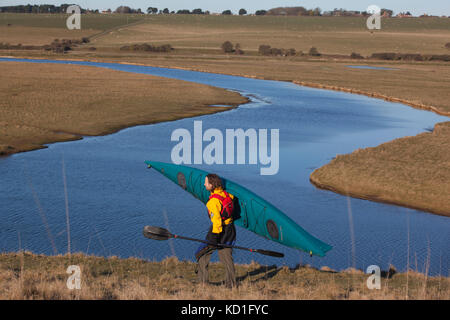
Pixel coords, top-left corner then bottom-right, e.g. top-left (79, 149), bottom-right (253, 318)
top-left (143, 225), bottom-right (284, 258)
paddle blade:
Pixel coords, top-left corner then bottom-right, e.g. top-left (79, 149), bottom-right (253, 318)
top-left (143, 226), bottom-right (173, 241)
top-left (255, 249), bottom-right (284, 258)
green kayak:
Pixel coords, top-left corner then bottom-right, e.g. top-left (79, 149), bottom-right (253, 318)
top-left (145, 161), bottom-right (332, 257)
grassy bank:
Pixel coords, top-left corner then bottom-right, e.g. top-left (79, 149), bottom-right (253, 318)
top-left (1, 252), bottom-right (448, 300)
top-left (0, 61), bottom-right (248, 156)
top-left (310, 122), bottom-right (450, 216)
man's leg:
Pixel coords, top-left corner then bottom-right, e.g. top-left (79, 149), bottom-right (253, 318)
top-left (197, 250), bottom-right (213, 284)
top-left (218, 248), bottom-right (236, 288)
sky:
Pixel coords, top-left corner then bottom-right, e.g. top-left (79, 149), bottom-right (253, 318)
top-left (1, 1), bottom-right (450, 16)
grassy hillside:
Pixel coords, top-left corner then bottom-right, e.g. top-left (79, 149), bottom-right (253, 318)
top-left (90, 15), bottom-right (450, 55)
top-left (0, 13), bottom-right (146, 46)
top-left (0, 13), bottom-right (146, 29)
top-left (1, 14), bottom-right (449, 54)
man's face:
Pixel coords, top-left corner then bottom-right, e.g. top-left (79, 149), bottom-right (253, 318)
top-left (204, 177), bottom-right (213, 191)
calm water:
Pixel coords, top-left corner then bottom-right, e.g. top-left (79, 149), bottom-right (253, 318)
top-left (346, 65), bottom-right (398, 71)
top-left (0, 58), bottom-right (449, 275)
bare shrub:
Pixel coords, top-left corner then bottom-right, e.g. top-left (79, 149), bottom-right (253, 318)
top-left (309, 47), bottom-right (321, 56)
top-left (221, 41), bottom-right (234, 53)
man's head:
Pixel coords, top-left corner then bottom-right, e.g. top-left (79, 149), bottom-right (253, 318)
top-left (204, 173), bottom-right (223, 192)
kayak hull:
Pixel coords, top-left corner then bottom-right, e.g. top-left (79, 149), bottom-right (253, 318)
top-left (145, 161), bottom-right (332, 257)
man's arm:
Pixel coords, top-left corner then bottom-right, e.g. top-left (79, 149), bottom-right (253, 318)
top-left (206, 198), bottom-right (223, 235)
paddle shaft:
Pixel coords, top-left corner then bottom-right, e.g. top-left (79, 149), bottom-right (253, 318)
top-left (171, 234), bottom-right (282, 257)
top-left (173, 234), bottom-right (244, 250)
top-left (142, 225), bottom-right (284, 258)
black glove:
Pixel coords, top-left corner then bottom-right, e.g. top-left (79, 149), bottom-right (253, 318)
top-left (207, 232), bottom-right (220, 246)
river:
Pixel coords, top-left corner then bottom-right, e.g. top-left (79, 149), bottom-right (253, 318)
top-left (0, 58), bottom-right (448, 275)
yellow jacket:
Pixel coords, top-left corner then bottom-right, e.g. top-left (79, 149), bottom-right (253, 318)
top-left (206, 188), bottom-right (234, 234)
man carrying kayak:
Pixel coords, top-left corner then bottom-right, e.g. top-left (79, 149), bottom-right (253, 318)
top-left (195, 173), bottom-right (237, 288)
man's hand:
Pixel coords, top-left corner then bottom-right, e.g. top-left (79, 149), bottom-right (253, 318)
top-left (207, 232), bottom-right (220, 246)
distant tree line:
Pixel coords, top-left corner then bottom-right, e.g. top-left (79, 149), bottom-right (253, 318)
top-left (258, 44), bottom-right (321, 57)
top-left (115, 6), bottom-right (142, 14)
top-left (1, 5), bottom-right (402, 17)
top-left (259, 44), bottom-right (297, 57)
top-left (0, 4), bottom-right (95, 13)
top-left (370, 52), bottom-right (450, 61)
top-left (322, 8), bottom-right (393, 17)
top-left (0, 37), bottom-right (92, 53)
top-left (175, 9), bottom-right (208, 14)
top-left (120, 43), bottom-right (173, 53)
top-left (266, 7), bottom-right (321, 16)
top-left (0, 4), bottom-right (236, 15)
top-left (265, 7), bottom-right (396, 17)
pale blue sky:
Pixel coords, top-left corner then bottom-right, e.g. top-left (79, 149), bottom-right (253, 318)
top-left (2, 1), bottom-right (450, 16)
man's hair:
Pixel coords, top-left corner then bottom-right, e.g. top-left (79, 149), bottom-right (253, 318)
top-left (206, 173), bottom-right (223, 190)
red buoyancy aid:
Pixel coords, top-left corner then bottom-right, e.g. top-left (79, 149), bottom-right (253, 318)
top-left (209, 190), bottom-right (234, 221)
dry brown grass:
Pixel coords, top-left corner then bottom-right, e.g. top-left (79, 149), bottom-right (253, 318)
top-left (0, 26), bottom-right (98, 46)
top-left (3, 15), bottom-right (450, 114)
top-left (0, 252), bottom-right (448, 300)
top-left (64, 55), bottom-right (449, 116)
top-left (91, 16), bottom-right (450, 56)
top-left (80, 16), bottom-right (450, 115)
top-left (0, 61), bottom-right (248, 155)
top-left (310, 122), bottom-right (450, 216)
